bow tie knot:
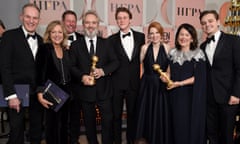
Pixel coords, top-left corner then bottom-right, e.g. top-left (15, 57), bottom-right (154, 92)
top-left (26, 34), bottom-right (36, 40)
top-left (68, 35), bottom-right (74, 41)
top-left (206, 35), bottom-right (215, 44)
top-left (122, 32), bottom-right (131, 38)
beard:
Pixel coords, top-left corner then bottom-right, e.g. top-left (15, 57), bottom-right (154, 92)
top-left (84, 28), bottom-right (98, 39)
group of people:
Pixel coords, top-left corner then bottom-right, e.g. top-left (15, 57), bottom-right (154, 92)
top-left (0, 2), bottom-right (239, 144)
top-left (134, 10), bottom-right (240, 144)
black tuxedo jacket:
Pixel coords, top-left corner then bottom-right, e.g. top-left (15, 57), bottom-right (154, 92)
top-left (108, 30), bottom-right (145, 91)
top-left (69, 36), bottom-right (119, 102)
top-left (200, 32), bottom-right (240, 104)
top-left (0, 26), bottom-right (43, 97)
top-left (75, 32), bottom-right (83, 40)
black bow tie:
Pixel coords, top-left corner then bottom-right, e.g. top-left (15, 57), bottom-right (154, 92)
top-left (122, 32), bottom-right (131, 38)
top-left (206, 35), bottom-right (215, 44)
top-left (68, 35), bottom-right (74, 41)
top-left (26, 34), bottom-right (36, 40)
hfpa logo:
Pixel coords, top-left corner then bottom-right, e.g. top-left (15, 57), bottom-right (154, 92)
top-left (33, 0), bottom-right (67, 11)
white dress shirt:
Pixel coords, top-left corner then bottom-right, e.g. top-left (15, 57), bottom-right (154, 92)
top-left (85, 36), bottom-right (97, 54)
top-left (205, 30), bottom-right (221, 65)
top-left (68, 32), bottom-right (77, 46)
top-left (121, 30), bottom-right (134, 60)
top-left (22, 26), bottom-right (38, 59)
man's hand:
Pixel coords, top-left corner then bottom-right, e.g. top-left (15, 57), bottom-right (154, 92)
top-left (92, 68), bottom-right (105, 79)
top-left (228, 96), bottom-right (240, 105)
top-left (8, 97), bottom-right (21, 113)
top-left (82, 74), bottom-right (95, 85)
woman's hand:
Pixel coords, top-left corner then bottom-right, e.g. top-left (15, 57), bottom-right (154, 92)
top-left (167, 81), bottom-right (182, 90)
top-left (160, 75), bottom-right (168, 83)
top-left (37, 93), bottom-right (53, 109)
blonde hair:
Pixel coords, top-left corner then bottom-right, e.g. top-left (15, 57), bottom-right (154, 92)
top-left (43, 20), bottom-right (68, 48)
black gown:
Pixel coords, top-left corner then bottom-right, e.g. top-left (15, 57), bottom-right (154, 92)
top-left (168, 48), bottom-right (207, 144)
top-left (135, 44), bottom-right (170, 144)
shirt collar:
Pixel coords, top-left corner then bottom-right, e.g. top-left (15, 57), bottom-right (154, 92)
top-left (85, 35), bottom-right (97, 42)
top-left (213, 30), bottom-right (221, 43)
top-left (22, 26), bottom-right (36, 38)
top-left (68, 32), bottom-right (75, 37)
top-left (120, 30), bottom-right (132, 37)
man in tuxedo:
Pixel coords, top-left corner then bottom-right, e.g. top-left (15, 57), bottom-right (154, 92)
top-left (62, 10), bottom-right (83, 144)
top-left (199, 10), bottom-right (240, 144)
top-left (69, 10), bottom-right (119, 144)
top-left (108, 7), bottom-right (145, 144)
top-left (0, 3), bottom-right (43, 144)
top-left (62, 10), bottom-right (83, 47)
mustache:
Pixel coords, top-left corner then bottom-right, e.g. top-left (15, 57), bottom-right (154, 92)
top-left (84, 28), bottom-right (98, 38)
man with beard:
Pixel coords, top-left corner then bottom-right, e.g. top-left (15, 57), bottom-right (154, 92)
top-left (69, 10), bottom-right (119, 144)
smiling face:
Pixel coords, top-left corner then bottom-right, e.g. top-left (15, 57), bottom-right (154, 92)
top-left (50, 25), bottom-right (64, 46)
top-left (149, 27), bottom-right (161, 44)
top-left (200, 13), bottom-right (220, 36)
top-left (20, 6), bottom-right (40, 33)
top-left (62, 14), bottom-right (77, 34)
top-left (177, 28), bottom-right (193, 50)
top-left (83, 13), bottom-right (99, 38)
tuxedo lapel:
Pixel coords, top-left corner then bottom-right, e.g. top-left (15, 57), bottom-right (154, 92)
top-left (95, 37), bottom-right (103, 57)
top-left (18, 28), bottom-right (36, 61)
top-left (212, 33), bottom-right (224, 65)
top-left (131, 31), bottom-right (138, 59)
top-left (201, 41), bottom-right (212, 67)
top-left (81, 38), bottom-right (92, 59)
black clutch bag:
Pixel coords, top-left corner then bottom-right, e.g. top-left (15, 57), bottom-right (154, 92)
top-left (43, 80), bottom-right (69, 112)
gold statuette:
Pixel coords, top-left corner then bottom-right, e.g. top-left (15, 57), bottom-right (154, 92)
top-left (152, 64), bottom-right (173, 88)
top-left (89, 55), bottom-right (99, 85)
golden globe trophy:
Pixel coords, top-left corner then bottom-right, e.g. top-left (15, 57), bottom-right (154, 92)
top-left (89, 55), bottom-right (99, 86)
top-left (152, 64), bottom-right (173, 88)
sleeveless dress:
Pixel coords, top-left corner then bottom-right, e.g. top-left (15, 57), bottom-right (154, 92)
top-left (135, 44), bottom-right (170, 144)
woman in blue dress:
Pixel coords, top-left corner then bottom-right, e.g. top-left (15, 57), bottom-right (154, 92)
top-left (162, 23), bottom-right (207, 144)
top-left (135, 21), bottom-right (170, 144)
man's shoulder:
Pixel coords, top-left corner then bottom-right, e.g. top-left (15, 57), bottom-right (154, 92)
top-left (4, 27), bottom-right (22, 36)
top-left (132, 29), bottom-right (144, 37)
top-left (132, 29), bottom-right (144, 35)
top-left (70, 36), bottom-right (85, 46)
top-left (108, 32), bottom-right (120, 39)
top-left (75, 32), bottom-right (83, 38)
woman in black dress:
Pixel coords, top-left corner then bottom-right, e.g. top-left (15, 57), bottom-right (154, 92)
top-left (162, 23), bottom-right (207, 144)
top-left (35, 20), bottom-right (71, 144)
top-left (135, 21), bottom-right (170, 144)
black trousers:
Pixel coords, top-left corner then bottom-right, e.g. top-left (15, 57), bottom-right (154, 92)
top-left (112, 89), bottom-right (138, 144)
top-left (7, 94), bottom-right (44, 144)
top-left (82, 99), bottom-right (113, 144)
top-left (69, 98), bottom-right (82, 144)
top-left (207, 93), bottom-right (239, 144)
